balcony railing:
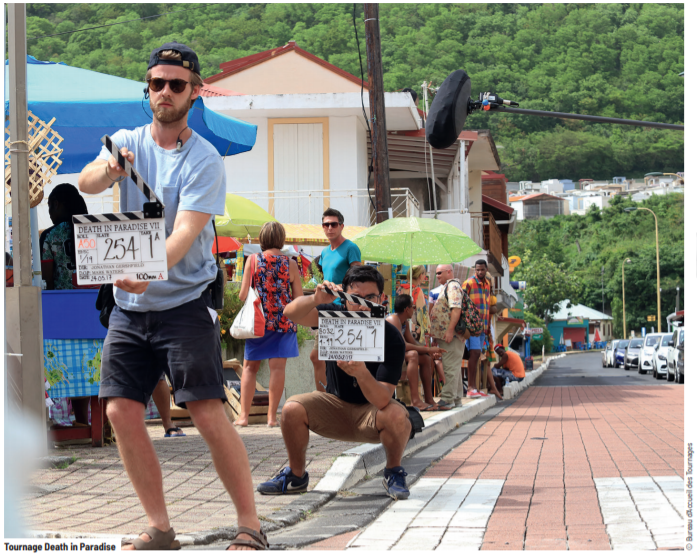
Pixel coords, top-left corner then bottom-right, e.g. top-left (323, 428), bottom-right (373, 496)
top-left (470, 211), bottom-right (503, 271)
top-left (231, 188), bottom-right (419, 228)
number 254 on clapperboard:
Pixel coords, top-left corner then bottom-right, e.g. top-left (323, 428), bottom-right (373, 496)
top-left (73, 136), bottom-right (168, 285)
top-left (317, 289), bottom-right (386, 363)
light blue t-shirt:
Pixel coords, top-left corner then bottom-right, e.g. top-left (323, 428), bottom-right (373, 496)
top-left (97, 125), bottom-right (226, 312)
top-left (320, 239), bottom-right (362, 304)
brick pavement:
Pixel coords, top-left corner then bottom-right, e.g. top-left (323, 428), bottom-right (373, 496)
top-left (418, 385), bottom-right (683, 550)
top-left (315, 383), bottom-right (684, 550)
top-left (22, 421), bottom-right (359, 536)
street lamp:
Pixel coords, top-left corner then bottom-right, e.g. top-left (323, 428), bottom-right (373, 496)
top-left (625, 207), bottom-right (661, 332)
top-left (622, 258), bottom-right (631, 339)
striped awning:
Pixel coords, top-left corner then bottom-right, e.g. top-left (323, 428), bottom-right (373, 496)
top-left (282, 223), bottom-right (366, 246)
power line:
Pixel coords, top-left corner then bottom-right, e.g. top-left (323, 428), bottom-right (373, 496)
top-left (27, 4), bottom-right (214, 40)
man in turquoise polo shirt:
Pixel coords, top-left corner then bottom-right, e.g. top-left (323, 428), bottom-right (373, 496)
top-left (309, 208), bottom-right (362, 391)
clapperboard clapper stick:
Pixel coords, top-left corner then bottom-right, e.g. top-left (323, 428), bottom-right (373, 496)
top-left (317, 286), bottom-right (387, 363)
top-left (72, 135), bottom-right (169, 285)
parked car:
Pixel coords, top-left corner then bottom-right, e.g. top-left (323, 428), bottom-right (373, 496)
top-left (602, 342), bottom-right (614, 367)
top-left (624, 338), bottom-right (643, 370)
top-left (668, 327), bottom-right (684, 382)
top-left (615, 340), bottom-right (630, 368)
top-left (608, 339), bottom-right (621, 368)
top-left (652, 333), bottom-right (673, 379)
top-left (639, 333), bottom-right (663, 375)
top-left (676, 343), bottom-right (684, 384)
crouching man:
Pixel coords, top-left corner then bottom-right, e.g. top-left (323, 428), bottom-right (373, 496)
top-left (257, 265), bottom-right (413, 500)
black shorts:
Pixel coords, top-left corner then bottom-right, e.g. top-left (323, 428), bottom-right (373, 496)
top-left (99, 292), bottom-right (225, 408)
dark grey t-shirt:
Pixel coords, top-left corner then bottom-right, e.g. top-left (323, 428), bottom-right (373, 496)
top-left (317, 303), bottom-right (405, 405)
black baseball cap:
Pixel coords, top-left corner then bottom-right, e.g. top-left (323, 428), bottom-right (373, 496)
top-left (148, 42), bottom-right (200, 74)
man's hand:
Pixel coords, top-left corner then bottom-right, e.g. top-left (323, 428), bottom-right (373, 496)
top-left (444, 329), bottom-right (455, 343)
top-left (336, 360), bottom-right (369, 378)
top-left (107, 147), bottom-right (134, 181)
top-left (114, 278), bottom-right (149, 295)
top-left (314, 281), bottom-right (342, 305)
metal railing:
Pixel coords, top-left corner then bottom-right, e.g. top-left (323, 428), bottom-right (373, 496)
top-left (231, 188), bottom-right (419, 227)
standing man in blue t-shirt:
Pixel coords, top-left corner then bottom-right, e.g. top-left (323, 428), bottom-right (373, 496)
top-left (309, 208), bottom-right (362, 391)
top-left (77, 42), bottom-right (266, 551)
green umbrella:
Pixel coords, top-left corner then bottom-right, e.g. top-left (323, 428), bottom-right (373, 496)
top-left (214, 193), bottom-right (277, 239)
top-left (351, 216), bottom-right (484, 291)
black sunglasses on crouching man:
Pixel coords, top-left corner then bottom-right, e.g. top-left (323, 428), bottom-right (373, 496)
top-left (146, 78), bottom-right (191, 94)
top-left (322, 222), bottom-right (341, 228)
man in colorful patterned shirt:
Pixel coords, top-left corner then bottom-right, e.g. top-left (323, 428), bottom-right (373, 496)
top-left (463, 259), bottom-right (491, 398)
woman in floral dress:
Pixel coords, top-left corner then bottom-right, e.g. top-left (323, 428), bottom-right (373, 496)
top-left (235, 222), bottom-right (303, 427)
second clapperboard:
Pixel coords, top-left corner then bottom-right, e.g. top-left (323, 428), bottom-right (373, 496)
top-left (317, 287), bottom-right (387, 362)
top-left (73, 135), bottom-right (168, 285)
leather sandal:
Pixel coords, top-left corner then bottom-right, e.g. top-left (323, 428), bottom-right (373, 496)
top-left (122, 526), bottom-right (181, 550)
top-left (227, 526), bottom-right (269, 551)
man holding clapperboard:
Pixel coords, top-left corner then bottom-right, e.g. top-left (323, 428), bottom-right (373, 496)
top-left (78, 43), bottom-right (266, 550)
top-left (257, 265), bottom-right (414, 500)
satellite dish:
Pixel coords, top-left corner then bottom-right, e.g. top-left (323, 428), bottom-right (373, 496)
top-left (426, 70), bottom-right (471, 149)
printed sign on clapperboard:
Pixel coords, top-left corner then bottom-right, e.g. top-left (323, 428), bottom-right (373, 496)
top-left (317, 289), bottom-right (386, 362)
top-left (73, 136), bottom-right (168, 285)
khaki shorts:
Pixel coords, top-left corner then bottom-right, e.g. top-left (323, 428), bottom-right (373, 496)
top-left (286, 391), bottom-right (408, 444)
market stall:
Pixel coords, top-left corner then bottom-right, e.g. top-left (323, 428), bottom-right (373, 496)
top-left (42, 289), bottom-right (107, 446)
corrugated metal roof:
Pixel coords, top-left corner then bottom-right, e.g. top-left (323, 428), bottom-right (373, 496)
top-left (549, 300), bottom-right (613, 321)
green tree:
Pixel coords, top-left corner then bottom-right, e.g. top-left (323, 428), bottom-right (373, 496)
top-left (516, 250), bottom-right (582, 323)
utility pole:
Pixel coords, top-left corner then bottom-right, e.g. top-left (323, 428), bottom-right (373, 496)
top-left (601, 266), bottom-right (604, 315)
top-left (6, 3), bottom-right (47, 442)
top-left (364, 3), bottom-right (392, 223)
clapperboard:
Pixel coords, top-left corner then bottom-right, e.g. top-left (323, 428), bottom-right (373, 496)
top-left (318, 287), bottom-right (387, 362)
top-left (73, 135), bottom-right (168, 285)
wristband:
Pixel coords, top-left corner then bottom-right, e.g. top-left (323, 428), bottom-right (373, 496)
top-left (105, 164), bottom-right (126, 183)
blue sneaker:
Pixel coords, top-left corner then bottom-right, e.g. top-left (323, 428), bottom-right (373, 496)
top-left (257, 466), bottom-right (309, 495)
top-left (383, 466), bottom-right (410, 500)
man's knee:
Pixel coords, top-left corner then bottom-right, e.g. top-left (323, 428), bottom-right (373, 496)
top-left (281, 400), bottom-right (308, 427)
top-left (105, 397), bottom-right (145, 427)
top-left (187, 399), bottom-right (226, 435)
top-left (377, 402), bottom-right (411, 435)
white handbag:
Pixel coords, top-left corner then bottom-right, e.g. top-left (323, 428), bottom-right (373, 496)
top-left (231, 254), bottom-right (266, 339)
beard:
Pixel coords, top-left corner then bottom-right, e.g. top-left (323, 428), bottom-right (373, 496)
top-left (150, 96), bottom-right (190, 124)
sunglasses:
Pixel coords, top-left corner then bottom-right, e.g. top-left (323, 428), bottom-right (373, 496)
top-left (322, 222), bottom-right (341, 228)
top-left (436, 271), bottom-right (444, 276)
top-left (147, 78), bottom-right (191, 94)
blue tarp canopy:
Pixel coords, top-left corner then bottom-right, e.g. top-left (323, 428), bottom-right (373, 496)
top-left (4, 56), bottom-right (257, 174)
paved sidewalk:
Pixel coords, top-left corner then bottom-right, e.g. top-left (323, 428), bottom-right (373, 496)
top-left (316, 384), bottom-right (684, 550)
top-left (23, 422), bottom-right (358, 536)
top-left (24, 360), bottom-right (546, 541)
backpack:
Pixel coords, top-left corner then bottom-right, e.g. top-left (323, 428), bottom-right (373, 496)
top-left (443, 280), bottom-right (485, 338)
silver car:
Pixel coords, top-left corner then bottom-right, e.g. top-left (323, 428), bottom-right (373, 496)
top-left (653, 333), bottom-right (673, 379)
top-left (624, 338), bottom-right (643, 370)
top-left (639, 333), bottom-right (662, 375)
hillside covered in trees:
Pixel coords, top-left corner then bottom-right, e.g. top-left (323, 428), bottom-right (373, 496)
top-left (22, 3), bottom-right (684, 180)
top-left (509, 193), bottom-right (684, 337)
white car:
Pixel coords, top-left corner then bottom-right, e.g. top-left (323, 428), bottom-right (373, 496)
top-left (607, 339), bottom-right (621, 367)
top-left (667, 327), bottom-right (684, 382)
top-left (602, 342), bottom-right (614, 367)
top-left (639, 333), bottom-right (663, 375)
top-left (652, 333), bottom-right (673, 379)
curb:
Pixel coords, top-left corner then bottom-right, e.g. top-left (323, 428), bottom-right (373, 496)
top-left (30, 356), bottom-right (565, 546)
top-left (502, 353), bottom-right (566, 399)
